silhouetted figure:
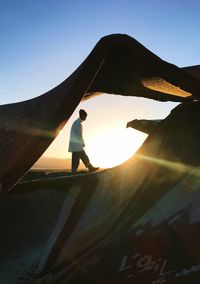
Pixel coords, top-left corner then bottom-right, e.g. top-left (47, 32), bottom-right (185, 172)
top-left (68, 109), bottom-right (99, 174)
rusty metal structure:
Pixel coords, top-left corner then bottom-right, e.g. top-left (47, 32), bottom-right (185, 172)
top-left (0, 34), bottom-right (200, 283)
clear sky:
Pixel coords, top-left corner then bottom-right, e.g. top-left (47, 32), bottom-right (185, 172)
top-left (1, 0), bottom-right (200, 167)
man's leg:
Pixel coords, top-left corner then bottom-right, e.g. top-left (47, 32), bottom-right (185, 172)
top-left (79, 150), bottom-right (90, 168)
top-left (79, 150), bottom-right (99, 172)
top-left (71, 152), bottom-right (80, 174)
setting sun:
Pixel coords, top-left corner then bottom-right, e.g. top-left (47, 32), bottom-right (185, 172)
top-left (86, 127), bottom-right (147, 168)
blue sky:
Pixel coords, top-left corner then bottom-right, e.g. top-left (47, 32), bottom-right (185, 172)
top-left (1, 0), bottom-right (200, 163)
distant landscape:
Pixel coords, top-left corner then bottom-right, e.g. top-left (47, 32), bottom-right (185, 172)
top-left (32, 156), bottom-right (84, 171)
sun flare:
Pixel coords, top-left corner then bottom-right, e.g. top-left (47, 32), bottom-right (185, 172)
top-left (86, 127), bottom-right (147, 168)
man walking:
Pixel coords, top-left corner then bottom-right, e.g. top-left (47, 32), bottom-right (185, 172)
top-left (68, 109), bottom-right (99, 174)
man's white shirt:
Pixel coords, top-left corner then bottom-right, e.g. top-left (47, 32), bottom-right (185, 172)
top-left (68, 118), bottom-right (85, 152)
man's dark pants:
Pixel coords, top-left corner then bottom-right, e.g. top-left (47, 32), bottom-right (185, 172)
top-left (72, 150), bottom-right (90, 173)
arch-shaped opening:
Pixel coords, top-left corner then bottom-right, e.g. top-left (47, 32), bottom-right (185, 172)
top-left (39, 93), bottom-right (179, 170)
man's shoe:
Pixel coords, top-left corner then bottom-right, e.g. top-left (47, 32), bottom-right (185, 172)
top-left (88, 166), bottom-right (99, 173)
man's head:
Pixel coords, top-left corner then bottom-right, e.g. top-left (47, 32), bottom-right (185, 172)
top-left (79, 109), bottom-right (87, 121)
